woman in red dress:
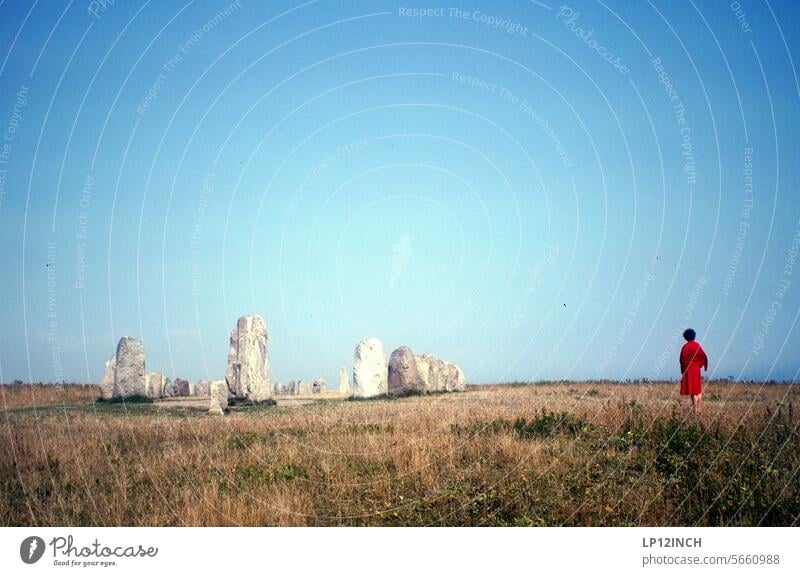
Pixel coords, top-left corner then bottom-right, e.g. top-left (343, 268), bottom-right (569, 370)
top-left (680, 328), bottom-right (708, 415)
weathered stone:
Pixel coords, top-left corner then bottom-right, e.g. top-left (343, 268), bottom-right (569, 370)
top-left (443, 362), bottom-right (457, 392)
top-left (453, 364), bottom-right (467, 392)
top-left (353, 337), bottom-right (387, 398)
top-left (313, 378), bottom-right (326, 394)
top-left (161, 377), bottom-right (175, 397)
top-left (100, 355), bottom-right (116, 400)
top-left (440, 362), bottom-right (466, 392)
top-left (225, 315), bottom-right (270, 402)
top-left (174, 378), bottom-right (190, 396)
top-left (287, 380), bottom-right (297, 395)
top-left (415, 353), bottom-right (466, 393)
top-left (416, 354), bottom-right (431, 391)
top-left (297, 380), bottom-right (312, 395)
top-left (273, 381), bottom-right (287, 395)
top-left (388, 346), bottom-right (423, 395)
top-left (113, 337), bottom-right (147, 398)
top-left (415, 353), bottom-right (441, 392)
top-left (147, 372), bottom-right (164, 399)
top-left (432, 358), bottom-right (447, 391)
top-left (209, 380), bottom-right (228, 415)
top-left (339, 367), bottom-right (350, 395)
top-left (194, 380), bottom-right (211, 397)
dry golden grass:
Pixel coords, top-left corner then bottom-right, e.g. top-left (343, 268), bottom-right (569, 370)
top-left (1, 383), bottom-right (99, 409)
top-left (1, 381), bottom-right (798, 526)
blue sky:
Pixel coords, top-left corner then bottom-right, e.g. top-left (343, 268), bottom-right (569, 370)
top-left (0, 0), bottom-right (798, 385)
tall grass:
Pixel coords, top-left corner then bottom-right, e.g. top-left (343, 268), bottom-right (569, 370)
top-left (1, 381), bottom-right (797, 526)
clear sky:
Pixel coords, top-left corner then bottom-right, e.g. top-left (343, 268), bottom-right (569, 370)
top-left (0, 0), bottom-right (798, 386)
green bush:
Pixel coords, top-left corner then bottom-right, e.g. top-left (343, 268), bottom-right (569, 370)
top-left (96, 394), bottom-right (153, 404)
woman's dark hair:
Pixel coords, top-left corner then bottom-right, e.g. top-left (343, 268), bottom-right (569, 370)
top-left (683, 328), bottom-right (696, 341)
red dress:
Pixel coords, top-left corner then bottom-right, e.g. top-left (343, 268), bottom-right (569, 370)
top-left (680, 341), bottom-right (707, 395)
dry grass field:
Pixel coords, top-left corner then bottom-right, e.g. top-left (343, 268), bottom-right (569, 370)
top-left (1, 381), bottom-right (798, 526)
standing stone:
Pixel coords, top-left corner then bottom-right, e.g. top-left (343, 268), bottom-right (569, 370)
top-left (161, 377), bottom-right (175, 397)
top-left (353, 337), bottom-right (388, 398)
top-left (209, 380), bottom-right (228, 415)
top-left (100, 355), bottom-right (116, 400)
top-left (297, 380), bottom-right (312, 395)
top-left (339, 367), bottom-right (350, 395)
top-left (388, 346), bottom-right (423, 395)
top-left (450, 364), bottom-right (466, 392)
top-left (443, 362), bottom-right (457, 392)
top-left (194, 380), bottom-right (211, 397)
top-left (287, 380), bottom-right (297, 395)
top-left (225, 315), bottom-right (270, 402)
top-left (415, 353), bottom-right (466, 393)
top-left (313, 378), bottom-right (326, 394)
top-left (113, 337), bottom-right (147, 398)
top-left (440, 362), bottom-right (466, 392)
top-left (428, 356), bottom-right (446, 392)
top-left (174, 378), bottom-right (190, 396)
top-left (147, 372), bottom-right (164, 399)
top-left (415, 354), bottom-right (431, 392)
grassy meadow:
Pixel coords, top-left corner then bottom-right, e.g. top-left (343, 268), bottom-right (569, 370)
top-left (1, 381), bottom-right (798, 526)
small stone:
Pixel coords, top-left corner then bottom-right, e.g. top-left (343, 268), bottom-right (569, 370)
top-left (339, 367), bottom-right (350, 395)
top-left (209, 380), bottom-right (228, 415)
top-left (100, 355), bottom-right (115, 400)
top-left (161, 377), bottom-right (175, 397)
top-left (194, 380), bottom-right (211, 397)
top-left (297, 380), bottom-right (312, 395)
top-left (147, 372), bottom-right (165, 399)
top-left (174, 378), bottom-right (190, 396)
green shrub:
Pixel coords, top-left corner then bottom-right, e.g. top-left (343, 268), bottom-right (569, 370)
top-left (96, 394), bottom-right (153, 404)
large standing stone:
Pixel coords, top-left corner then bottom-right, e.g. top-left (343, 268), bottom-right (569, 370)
top-left (147, 372), bottom-right (164, 399)
top-left (225, 315), bottom-right (270, 402)
top-left (339, 367), bottom-right (350, 395)
top-left (353, 337), bottom-right (387, 398)
top-left (113, 337), bottom-right (147, 398)
top-left (287, 381), bottom-right (297, 395)
top-left (313, 378), bottom-right (326, 394)
top-left (174, 378), bottom-right (190, 396)
top-left (273, 381), bottom-right (286, 395)
top-left (388, 346), bottom-right (424, 395)
top-left (209, 380), bottom-right (228, 415)
top-left (100, 355), bottom-right (116, 400)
